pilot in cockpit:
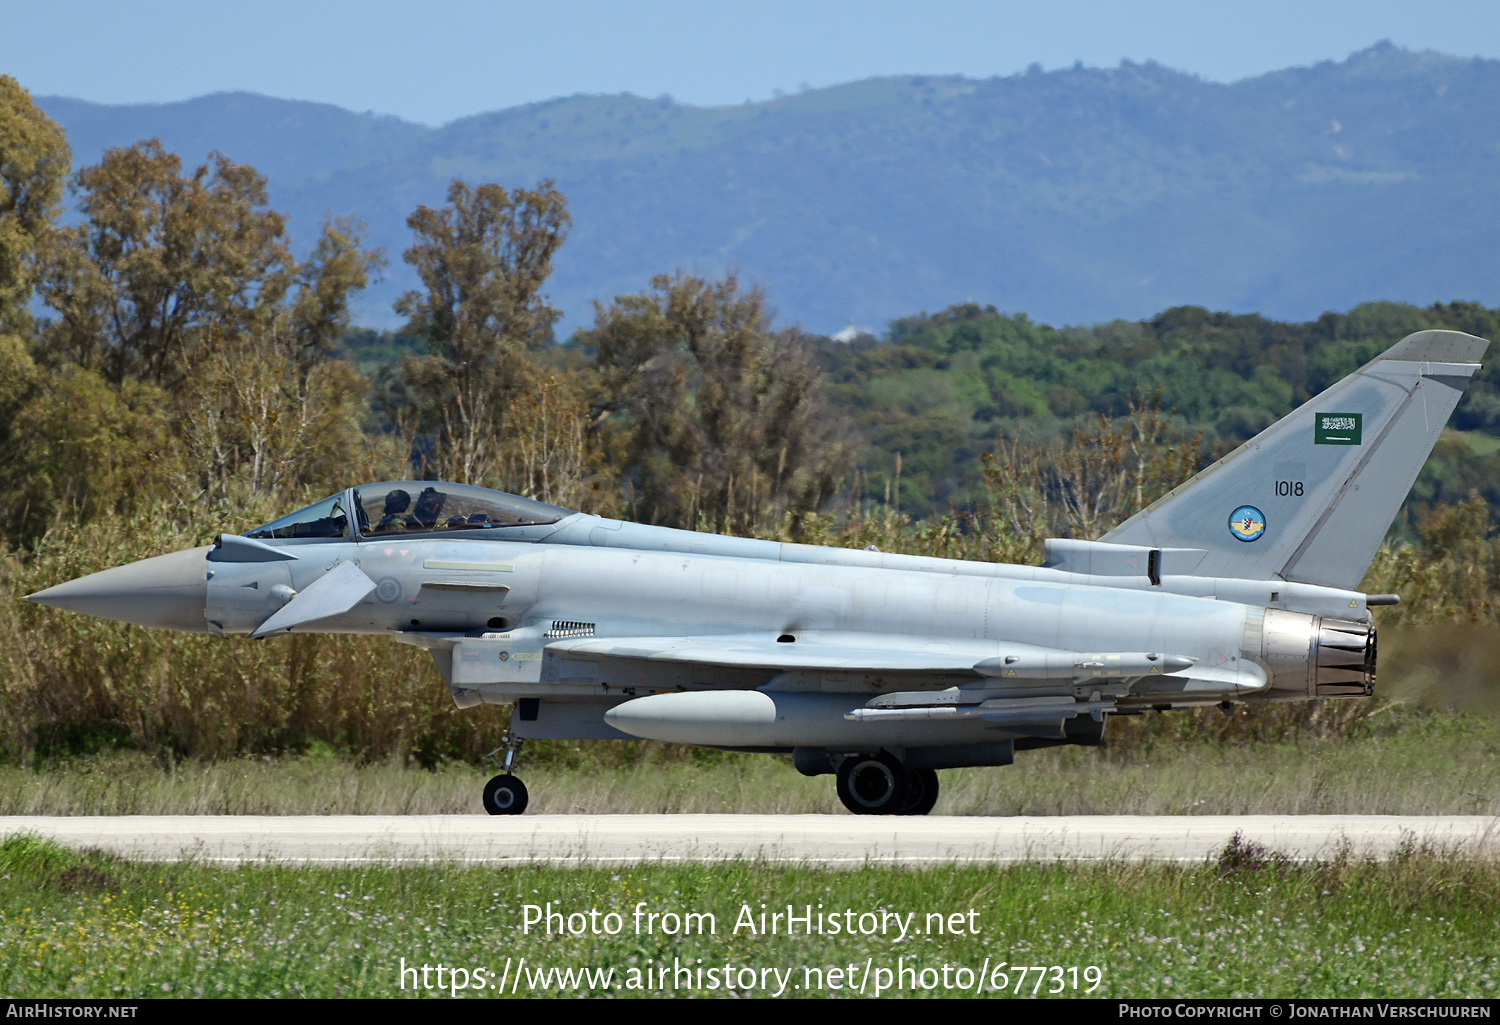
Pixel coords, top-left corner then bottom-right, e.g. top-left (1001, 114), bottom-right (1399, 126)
top-left (375, 489), bottom-right (412, 532)
top-left (409, 487), bottom-right (446, 529)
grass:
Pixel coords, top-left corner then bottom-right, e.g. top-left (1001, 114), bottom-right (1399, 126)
top-left (0, 835), bottom-right (1496, 998)
top-left (3, 707), bottom-right (1498, 816)
top-left (1, 620), bottom-right (1495, 817)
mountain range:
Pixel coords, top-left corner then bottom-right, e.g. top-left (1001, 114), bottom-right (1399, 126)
top-left (35, 41), bottom-right (1500, 335)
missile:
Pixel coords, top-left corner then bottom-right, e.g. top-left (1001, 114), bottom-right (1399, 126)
top-left (845, 695), bottom-right (1115, 724)
top-left (973, 651), bottom-right (1194, 680)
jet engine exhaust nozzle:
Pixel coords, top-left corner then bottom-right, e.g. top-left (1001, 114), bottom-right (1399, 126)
top-left (1311, 616), bottom-right (1377, 697)
top-left (1259, 608), bottom-right (1375, 699)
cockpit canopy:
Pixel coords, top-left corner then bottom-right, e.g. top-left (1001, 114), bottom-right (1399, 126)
top-left (244, 482), bottom-right (573, 541)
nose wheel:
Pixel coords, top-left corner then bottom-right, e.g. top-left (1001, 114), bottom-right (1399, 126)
top-left (483, 773), bottom-right (529, 815)
top-left (482, 730), bottom-right (529, 815)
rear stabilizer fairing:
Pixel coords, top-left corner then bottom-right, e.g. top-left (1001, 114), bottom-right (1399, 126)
top-left (1041, 542), bottom-right (1376, 619)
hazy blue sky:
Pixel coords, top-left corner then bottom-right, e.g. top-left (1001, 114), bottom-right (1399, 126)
top-left (8, 1), bottom-right (1500, 123)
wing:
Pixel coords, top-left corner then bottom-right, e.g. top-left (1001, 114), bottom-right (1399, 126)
top-left (546, 631), bottom-right (993, 674)
top-left (545, 630), bottom-right (1198, 682)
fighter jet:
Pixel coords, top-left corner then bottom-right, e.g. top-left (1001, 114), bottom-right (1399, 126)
top-left (27, 330), bottom-right (1490, 816)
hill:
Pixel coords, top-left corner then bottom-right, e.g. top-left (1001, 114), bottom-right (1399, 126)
top-left (805, 299), bottom-right (1500, 524)
top-left (35, 42), bottom-right (1500, 334)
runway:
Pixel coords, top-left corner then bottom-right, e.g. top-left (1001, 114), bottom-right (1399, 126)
top-left (4, 814), bottom-right (1498, 865)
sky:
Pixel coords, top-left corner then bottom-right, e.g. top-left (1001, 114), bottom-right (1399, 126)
top-left (8, 0), bottom-right (1500, 123)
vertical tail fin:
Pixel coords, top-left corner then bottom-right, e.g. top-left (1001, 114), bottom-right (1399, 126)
top-left (1101, 330), bottom-right (1490, 588)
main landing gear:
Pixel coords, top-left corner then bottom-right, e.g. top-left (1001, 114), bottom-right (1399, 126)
top-left (482, 731), bottom-right (529, 815)
top-left (835, 753), bottom-right (940, 816)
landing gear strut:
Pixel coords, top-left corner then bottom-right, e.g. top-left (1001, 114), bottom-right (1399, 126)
top-left (836, 754), bottom-right (940, 816)
top-left (482, 731), bottom-right (528, 816)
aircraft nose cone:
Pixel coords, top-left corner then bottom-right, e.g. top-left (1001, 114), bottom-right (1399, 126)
top-left (26, 546), bottom-right (212, 632)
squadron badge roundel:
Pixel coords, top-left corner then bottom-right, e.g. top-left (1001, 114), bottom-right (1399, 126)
top-left (1228, 505), bottom-right (1266, 542)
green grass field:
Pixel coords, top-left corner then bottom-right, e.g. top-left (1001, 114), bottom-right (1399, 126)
top-left (2, 626), bottom-right (1495, 999)
top-left (4, 705), bottom-right (1497, 817)
top-left (1, 835), bottom-right (1496, 998)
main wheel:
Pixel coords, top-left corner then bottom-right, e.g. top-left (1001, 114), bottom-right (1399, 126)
top-left (483, 774), bottom-right (529, 815)
top-left (836, 753), bottom-right (908, 815)
top-left (896, 768), bottom-right (940, 816)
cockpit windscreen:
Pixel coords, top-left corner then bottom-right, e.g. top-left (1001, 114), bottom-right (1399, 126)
top-left (244, 493), bottom-right (351, 540)
top-left (354, 482), bottom-right (571, 536)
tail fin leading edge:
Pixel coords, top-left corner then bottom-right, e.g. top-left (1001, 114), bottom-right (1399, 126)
top-left (1101, 330), bottom-right (1490, 589)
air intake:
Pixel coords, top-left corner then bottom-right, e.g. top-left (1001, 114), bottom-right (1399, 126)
top-left (544, 620), bottom-right (595, 639)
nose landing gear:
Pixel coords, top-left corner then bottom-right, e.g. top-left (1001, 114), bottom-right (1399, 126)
top-left (483, 773), bottom-right (529, 815)
top-left (482, 731), bottom-right (528, 816)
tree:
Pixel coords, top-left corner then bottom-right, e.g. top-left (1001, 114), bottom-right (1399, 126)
top-left (590, 272), bottom-right (854, 531)
top-left (39, 140), bottom-right (293, 389)
top-left (0, 367), bottom-right (171, 541)
top-left (0, 75), bottom-right (70, 340)
top-left (14, 140), bottom-right (384, 519)
top-left (170, 214), bottom-right (384, 499)
top-left (981, 398), bottom-right (1204, 550)
top-left (394, 179), bottom-right (570, 484)
top-left (498, 371), bottom-right (611, 511)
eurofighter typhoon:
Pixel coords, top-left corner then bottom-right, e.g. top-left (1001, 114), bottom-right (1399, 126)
top-left (28, 331), bottom-right (1490, 815)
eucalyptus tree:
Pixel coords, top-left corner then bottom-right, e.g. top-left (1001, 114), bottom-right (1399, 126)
top-left (393, 179), bottom-right (571, 485)
top-left (0, 75), bottom-right (69, 341)
top-left (590, 271), bottom-right (854, 532)
top-left (4, 139), bottom-right (383, 537)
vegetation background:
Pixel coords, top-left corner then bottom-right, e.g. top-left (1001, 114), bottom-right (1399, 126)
top-left (2, 73), bottom-right (1496, 781)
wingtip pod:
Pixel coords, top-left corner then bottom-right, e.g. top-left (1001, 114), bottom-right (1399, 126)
top-left (1377, 329), bottom-right (1490, 366)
